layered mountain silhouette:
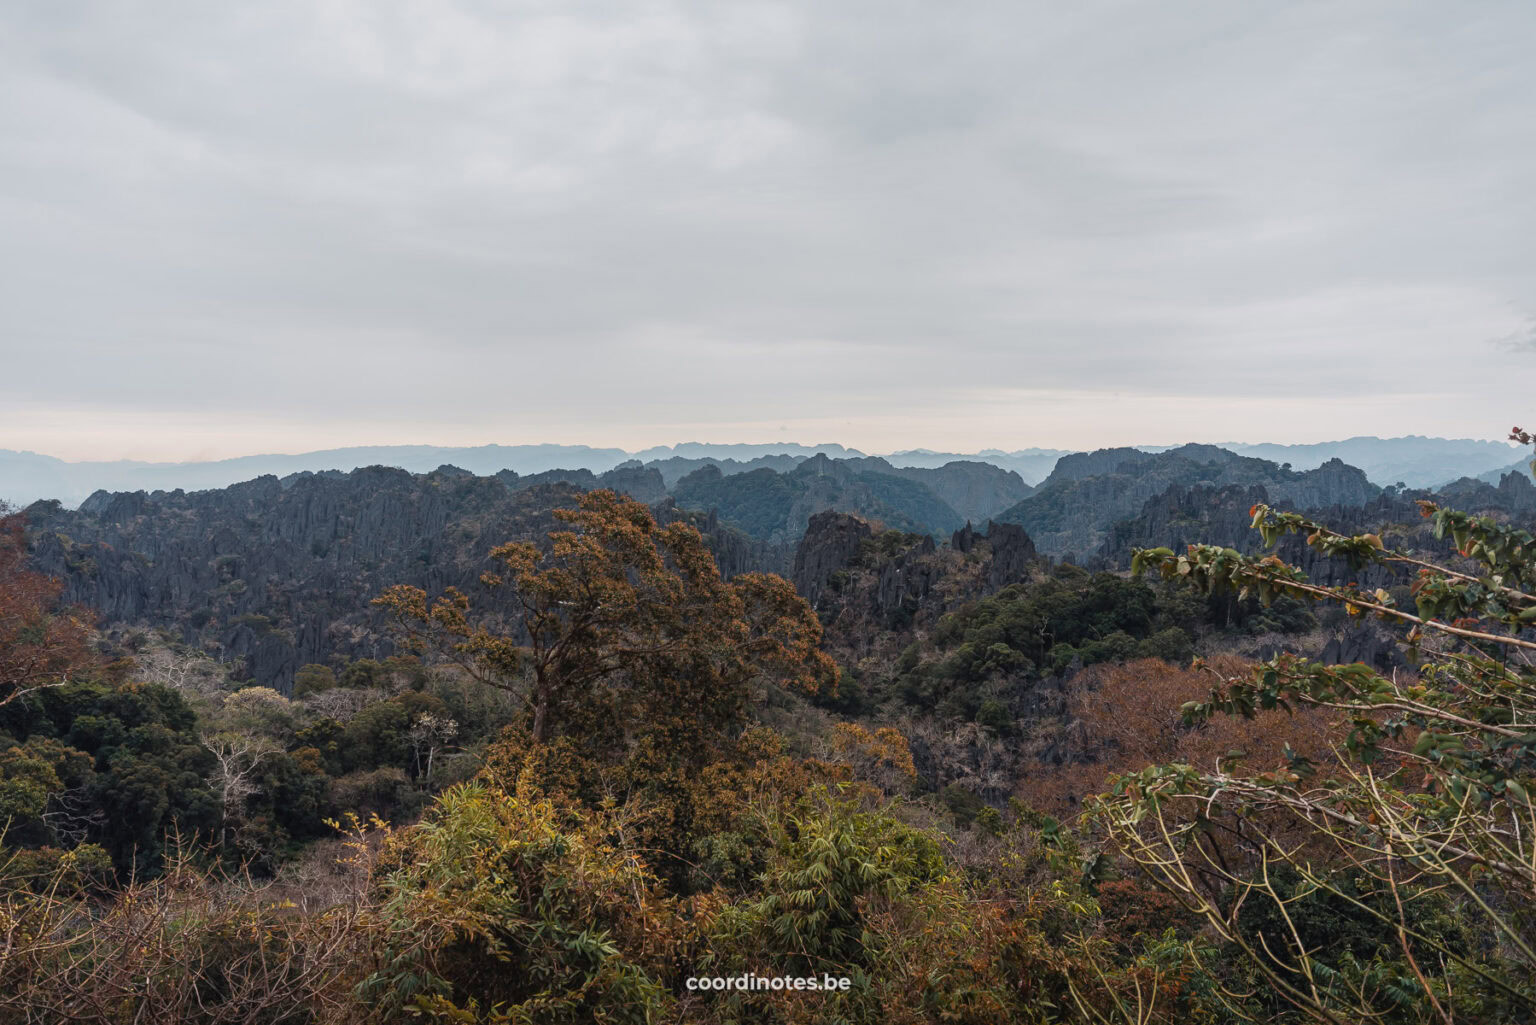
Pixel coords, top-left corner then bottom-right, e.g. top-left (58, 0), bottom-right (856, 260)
top-left (0, 443), bottom-right (862, 508)
top-left (1216, 436), bottom-right (1522, 488)
top-left (16, 439), bottom-right (1532, 693)
top-left (5, 436), bottom-right (1522, 509)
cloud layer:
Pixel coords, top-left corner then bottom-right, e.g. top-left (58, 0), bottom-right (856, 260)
top-left (3, 1), bottom-right (1534, 458)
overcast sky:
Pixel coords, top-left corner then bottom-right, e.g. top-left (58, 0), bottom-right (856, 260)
top-left (3, 1), bottom-right (1534, 461)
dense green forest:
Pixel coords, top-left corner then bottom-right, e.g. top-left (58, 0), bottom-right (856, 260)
top-left (2, 434), bottom-right (1534, 1024)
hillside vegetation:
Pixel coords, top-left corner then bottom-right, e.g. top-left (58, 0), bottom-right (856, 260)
top-left (1, 431), bottom-right (1532, 1023)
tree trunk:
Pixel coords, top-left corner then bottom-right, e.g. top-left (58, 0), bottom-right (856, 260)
top-left (531, 690), bottom-right (548, 744)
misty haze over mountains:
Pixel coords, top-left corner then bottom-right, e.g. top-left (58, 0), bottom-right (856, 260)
top-left (0, 435), bottom-right (1525, 510)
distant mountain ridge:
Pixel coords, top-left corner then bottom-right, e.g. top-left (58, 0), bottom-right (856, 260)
top-left (883, 448), bottom-right (1070, 484)
top-left (670, 454), bottom-right (969, 545)
top-left (663, 453), bottom-right (1039, 543)
top-left (644, 454), bottom-right (813, 489)
top-left (840, 458), bottom-right (1033, 525)
top-left (3, 435), bottom-right (1528, 508)
top-left (994, 444), bottom-right (1381, 557)
top-left (17, 443), bottom-right (1531, 692)
top-left (1, 445), bottom-right (633, 508)
top-left (1479, 454), bottom-right (1536, 485)
top-left (0, 443), bottom-right (865, 509)
top-left (1215, 436), bottom-right (1522, 488)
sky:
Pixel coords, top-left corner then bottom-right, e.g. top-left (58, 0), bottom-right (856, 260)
top-left (3, 0), bottom-right (1535, 462)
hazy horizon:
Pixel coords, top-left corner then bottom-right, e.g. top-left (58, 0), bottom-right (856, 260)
top-left (4, 431), bottom-right (1523, 468)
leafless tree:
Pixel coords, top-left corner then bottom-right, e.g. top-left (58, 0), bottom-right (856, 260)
top-left (301, 686), bottom-right (383, 723)
top-left (140, 647), bottom-right (226, 698)
top-left (202, 731), bottom-right (273, 850)
top-left (408, 712), bottom-right (458, 781)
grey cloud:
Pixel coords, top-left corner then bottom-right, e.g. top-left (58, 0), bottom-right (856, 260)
top-left (1495, 321), bottom-right (1536, 353)
top-left (3, 1), bottom-right (1536, 457)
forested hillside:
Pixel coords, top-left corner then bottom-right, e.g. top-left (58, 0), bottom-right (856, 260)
top-left (3, 433), bottom-right (1534, 1022)
top-left (20, 443), bottom-right (1521, 697)
top-left (21, 466), bottom-right (772, 692)
top-left (8, 0), bottom-right (1533, 1016)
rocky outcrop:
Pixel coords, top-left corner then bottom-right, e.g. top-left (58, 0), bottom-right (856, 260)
top-left (1496, 470), bottom-right (1536, 512)
top-left (1096, 483), bottom-right (1271, 567)
top-left (844, 458), bottom-right (1032, 524)
top-left (645, 453), bottom-right (808, 488)
top-left (952, 521), bottom-right (1040, 590)
top-left (873, 534), bottom-right (940, 619)
top-left (653, 501), bottom-right (793, 579)
top-left (596, 464), bottom-right (669, 504)
top-left (1044, 447), bottom-right (1157, 483)
top-left (1440, 471), bottom-right (1536, 516)
top-left (1266, 458), bottom-right (1376, 510)
top-left (671, 456), bottom-right (964, 545)
top-left (793, 511), bottom-right (874, 609)
top-left (1477, 457), bottom-right (1536, 486)
top-left (1095, 469), bottom-right (1536, 604)
top-left (790, 510), bottom-right (960, 630)
top-left (494, 464), bottom-right (668, 504)
top-left (1320, 624), bottom-right (1403, 674)
top-left (996, 445), bottom-right (1381, 557)
top-left (800, 516), bottom-right (1046, 662)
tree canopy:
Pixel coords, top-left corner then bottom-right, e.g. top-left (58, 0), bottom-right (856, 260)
top-left (375, 489), bottom-right (836, 760)
top-left (0, 510), bottom-right (96, 709)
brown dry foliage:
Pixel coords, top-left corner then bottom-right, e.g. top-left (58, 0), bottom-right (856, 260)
top-left (1021, 656), bottom-right (1337, 818)
top-left (0, 511), bottom-right (97, 707)
top-left (0, 837), bottom-right (382, 1025)
top-left (374, 490), bottom-right (836, 751)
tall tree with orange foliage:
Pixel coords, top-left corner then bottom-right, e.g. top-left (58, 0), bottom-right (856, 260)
top-left (0, 508), bottom-right (96, 708)
top-left (374, 490), bottom-right (836, 758)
